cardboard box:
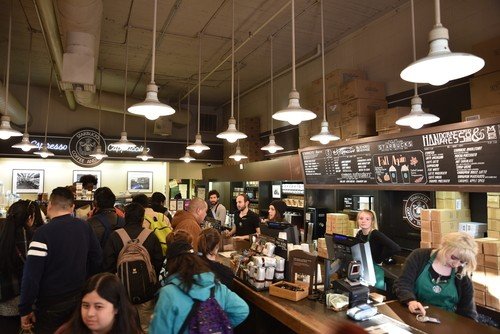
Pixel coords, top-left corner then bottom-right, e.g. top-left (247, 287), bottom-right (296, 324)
top-left (311, 69), bottom-right (367, 103)
top-left (420, 241), bottom-right (432, 248)
top-left (486, 289), bottom-right (500, 310)
top-left (457, 209), bottom-right (471, 222)
top-left (472, 36), bottom-right (500, 76)
top-left (432, 232), bottom-right (443, 244)
top-left (488, 219), bottom-right (500, 232)
top-left (269, 281), bottom-right (309, 301)
top-left (421, 230), bottom-right (432, 243)
top-left (484, 255), bottom-right (500, 269)
top-left (431, 221), bottom-right (459, 234)
top-left (459, 222), bottom-right (488, 238)
top-left (375, 107), bottom-right (410, 131)
top-left (340, 98), bottom-right (388, 121)
top-left (470, 70), bottom-right (500, 108)
top-left (475, 238), bottom-right (499, 254)
top-left (341, 116), bottom-right (376, 139)
top-left (340, 79), bottom-right (386, 102)
top-left (421, 209), bottom-right (432, 221)
top-left (461, 104), bottom-right (500, 121)
top-left (474, 289), bottom-right (486, 305)
top-left (488, 230), bottom-right (500, 238)
top-left (488, 193), bottom-right (500, 208)
top-left (421, 220), bottom-right (432, 232)
top-left (488, 207), bottom-right (500, 220)
top-left (482, 239), bottom-right (500, 256)
top-left (472, 266), bottom-right (487, 291)
top-left (477, 253), bottom-right (485, 266)
top-left (430, 209), bottom-right (458, 222)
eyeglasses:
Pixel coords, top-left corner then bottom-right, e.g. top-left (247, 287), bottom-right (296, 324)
top-left (450, 254), bottom-right (467, 265)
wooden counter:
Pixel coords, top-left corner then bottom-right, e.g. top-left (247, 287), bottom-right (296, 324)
top-left (232, 278), bottom-right (499, 334)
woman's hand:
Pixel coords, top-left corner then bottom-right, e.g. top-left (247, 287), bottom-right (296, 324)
top-left (408, 300), bottom-right (426, 316)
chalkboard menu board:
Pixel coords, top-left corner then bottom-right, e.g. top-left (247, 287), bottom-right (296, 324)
top-left (300, 117), bottom-right (500, 191)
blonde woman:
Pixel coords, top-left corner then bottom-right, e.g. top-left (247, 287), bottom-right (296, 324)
top-left (393, 232), bottom-right (478, 320)
top-left (355, 209), bottom-right (400, 290)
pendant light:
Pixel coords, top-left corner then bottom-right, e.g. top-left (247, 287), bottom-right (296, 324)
top-left (34, 67), bottom-right (54, 158)
top-left (230, 63), bottom-right (247, 162)
top-left (310, 0), bottom-right (339, 145)
top-left (273, 0), bottom-right (316, 126)
top-left (400, 0), bottom-right (484, 86)
top-left (0, 0), bottom-right (23, 140)
top-left (187, 33), bottom-right (210, 154)
top-left (179, 88), bottom-right (195, 163)
top-left (397, 0), bottom-right (439, 129)
top-left (261, 36), bottom-right (283, 154)
top-left (217, 0), bottom-right (247, 143)
top-left (111, 33), bottom-right (136, 150)
top-left (90, 68), bottom-right (108, 160)
top-left (136, 118), bottom-right (153, 161)
top-left (12, 31), bottom-right (37, 151)
top-left (128, 0), bottom-right (175, 120)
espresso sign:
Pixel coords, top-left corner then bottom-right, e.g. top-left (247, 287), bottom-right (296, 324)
top-left (300, 118), bottom-right (500, 191)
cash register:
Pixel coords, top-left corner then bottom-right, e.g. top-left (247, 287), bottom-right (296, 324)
top-left (325, 233), bottom-right (376, 307)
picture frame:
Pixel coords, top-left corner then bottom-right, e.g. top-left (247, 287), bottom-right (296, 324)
top-left (272, 184), bottom-right (281, 199)
top-left (12, 169), bottom-right (44, 194)
top-left (73, 170), bottom-right (101, 189)
top-left (127, 171), bottom-right (153, 193)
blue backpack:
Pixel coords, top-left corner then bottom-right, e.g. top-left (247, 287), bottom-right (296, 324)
top-left (94, 213), bottom-right (125, 248)
top-left (178, 285), bottom-right (233, 334)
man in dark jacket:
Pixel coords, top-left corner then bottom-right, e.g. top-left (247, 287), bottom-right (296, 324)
top-left (19, 187), bottom-right (102, 334)
top-left (102, 202), bottom-right (163, 332)
top-left (87, 187), bottom-right (124, 248)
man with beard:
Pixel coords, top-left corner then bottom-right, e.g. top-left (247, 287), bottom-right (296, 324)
top-left (226, 194), bottom-right (260, 241)
top-left (207, 190), bottom-right (227, 223)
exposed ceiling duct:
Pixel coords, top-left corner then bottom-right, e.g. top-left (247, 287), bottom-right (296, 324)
top-left (0, 81), bottom-right (28, 126)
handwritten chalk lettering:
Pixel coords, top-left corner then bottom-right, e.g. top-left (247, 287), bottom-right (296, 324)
top-left (31, 140), bottom-right (68, 151)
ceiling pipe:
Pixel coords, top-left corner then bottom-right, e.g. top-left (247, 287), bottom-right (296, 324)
top-left (0, 81), bottom-right (28, 126)
top-left (33, 0), bottom-right (76, 110)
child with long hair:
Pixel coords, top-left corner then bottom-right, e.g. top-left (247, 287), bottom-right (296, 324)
top-left (198, 228), bottom-right (235, 289)
top-left (56, 273), bottom-right (143, 334)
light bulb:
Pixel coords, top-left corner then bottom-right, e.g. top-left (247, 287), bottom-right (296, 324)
top-left (288, 119), bottom-right (301, 126)
top-left (21, 146), bottom-right (31, 152)
top-left (194, 147), bottom-right (203, 154)
top-left (233, 156), bottom-right (242, 162)
top-left (227, 137), bottom-right (238, 143)
top-left (0, 133), bottom-right (11, 140)
top-left (268, 148), bottom-right (277, 154)
top-left (410, 122), bottom-right (424, 130)
top-left (319, 138), bottom-right (330, 145)
top-left (145, 113), bottom-right (160, 121)
top-left (40, 152), bottom-right (49, 158)
top-left (429, 78), bottom-right (449, 86)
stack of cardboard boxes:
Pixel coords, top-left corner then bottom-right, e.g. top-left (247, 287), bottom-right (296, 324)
top-left (325, 213), bottom-right (350, 236)
top-left (420, 209), bottom-right (461, 248)
top-left (223, 116), bottom-right (264, 165)
top-left (462, 36), bottom-right (500, 121)
top-left (375, 107), bottom-right (410, 135)
top-left (473, 238), bottom-right (500, 310)
top-left (487, 193), bottom-right (500, 238)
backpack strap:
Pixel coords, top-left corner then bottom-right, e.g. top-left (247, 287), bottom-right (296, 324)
top-left (136, 228), bottom-right (153, 245)
top-left (116, 228), bottom-right (131, 244)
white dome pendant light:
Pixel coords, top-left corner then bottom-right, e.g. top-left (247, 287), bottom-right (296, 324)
top-left (217, 0), bottom-right (247, 143)
top-left (0, 1), bottom-right (23, 141)
top-left (180, 88), bottom-right (195, 163)
top-left (111, 33), bottom-right (136, 151)
top-left (136, 118), bottom-right (153, 161)
top-left (261, 36), bottom-right (284, 154)
top-left (128, 0), bottom-right (175, 120)
top-left (273, 0), bottom-right (316, 126)
top-left (187, 33), bottom-right (210, 154)
top-left (310, 0), bottom-right (340, 145)
top-left (230, 63), bottom-right (247, 162)
top-left (34, 67), bottom-right (54, 158)
top-left (90, 68), bottom-right (108, 160)
top-left (12, 31), bottom-right (37, 151)
top-left (400, 0), bottom-right (484, 86)
top-left (397, 0), bottom-right (439, 130)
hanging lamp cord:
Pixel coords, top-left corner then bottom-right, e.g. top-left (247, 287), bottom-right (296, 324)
top-left (44, 66), bottom-right (53, 144)
top-left (291, 0), bottom-right (296, 91)
top-left (270, 35), bottom-right (274, 136)
top-left (98, 68), bottom-right (103, 135)
top-left (320, 0), bottom-right (327, 122)
top-left (411, 0), bottom-right (418, 96)
top-left (151, 0), bottom-right (157, 85)
top-left (186, 85), bottom-right (190, 145)
top-left (230, 0), bottom-right (235, 119)
top-left (197, 33), bottom-right (202, 134)
top-left (4, 0), bottom-right (13, 117)
top-left (24, 31), bottom-right (33, 134)
top-left (122, 30), bottom-right (129, 132)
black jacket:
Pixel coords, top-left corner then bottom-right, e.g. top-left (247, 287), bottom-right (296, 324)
top-left (393, 248), bottom-right (477, 321)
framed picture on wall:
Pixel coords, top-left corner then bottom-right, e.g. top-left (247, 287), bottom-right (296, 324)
top-left (73, 170), bottom-right (101, 189)
top-left (127, 171), bottom-right (153, 193)
top-left (12, 169), bottom-right (44, 194)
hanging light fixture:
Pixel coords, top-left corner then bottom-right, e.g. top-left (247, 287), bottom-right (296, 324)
top-left (34, 67), bottom-right (54, 158)
top-left (0, 1), bottom-right (23, 141)
top-left (179, 88), bottom-right (195, 163)
top-left (217, 0), bottom-right (247, 143)
top-left (261, 36), bottom-right (284, 154)
top-left (187, 33), bottom-right (210, 154)
top-left (90, 68), bottom-right (108, 160)
top-left (12, 31), bottom-right (37, 151)
top-left (400, 0), bottom-right (484, 86)
top-left (128, 0), bottom-right (175, 120)
top-left (136, 118), bottom-right (153, 161)
top-left (111, 33), bottom-right (136, 150)
top-left (230, 62), bottom-right (247, 162)
top-left (310, 0), bottom-right (340, 145)
top-left (273, 0), bottom-right (316, 126)
top-left (397, 0), bottom-right (439, 129)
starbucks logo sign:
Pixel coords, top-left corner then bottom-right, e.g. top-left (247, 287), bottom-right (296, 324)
top-left (69, 129), bottom-right (106, 167)
top-left (403, 193), bottom-right (431, 229)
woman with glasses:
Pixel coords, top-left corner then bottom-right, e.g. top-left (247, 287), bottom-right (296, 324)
top-left (393, 232), bottom-right (478, 320)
